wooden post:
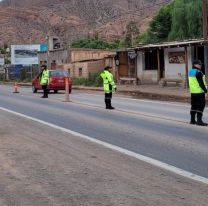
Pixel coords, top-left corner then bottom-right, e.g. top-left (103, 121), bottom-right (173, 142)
top-left (157, 49), bottom-right (161, 82)
top-left (196, 45), bottom-right (198, 59)
top-left (127, 52), bottom-right (130, 77)
top-left (135, 50), bottom-right (138, 85)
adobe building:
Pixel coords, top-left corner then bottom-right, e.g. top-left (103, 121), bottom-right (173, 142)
top-left (61, 49), bottom-right (116, 78)
top-left (38, 48), bottom-right (70, 69)
top-left (61, 54), bottom-right (115, 78)
top-left (116, 39), bottom-right (208, 86)
top-left (38, 46), bottom-right (116, 78)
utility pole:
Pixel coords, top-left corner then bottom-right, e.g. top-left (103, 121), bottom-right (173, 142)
top-left (202, 0), bottom-right (208, 77)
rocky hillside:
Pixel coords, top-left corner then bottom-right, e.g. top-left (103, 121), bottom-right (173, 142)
top-left (0, 0), bottom-right (171, 46)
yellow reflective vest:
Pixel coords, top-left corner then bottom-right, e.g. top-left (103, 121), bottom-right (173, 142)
top-left (100, 70), bottom-right (116, 93)
top-left (40, 69), bottom-right (49, 85)
top-left (188, 68), bottom-right (207, 94)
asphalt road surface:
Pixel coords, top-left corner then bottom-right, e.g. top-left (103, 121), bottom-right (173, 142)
top-left (1, 85), bottom-right (208, 205)
top-left (0, 85), bottom-right (208, 180)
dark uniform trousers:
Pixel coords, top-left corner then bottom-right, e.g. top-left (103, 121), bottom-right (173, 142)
top-left (190, 93), bottom-right (206, 123)
top-left (105, 92), bottom-right (112, 108)
top-left (104, 82), bottom-right (114, 108)
top-left (42, 84), bottom-right (48, 98)
top-left (191, 93), bottom-right (206, 113)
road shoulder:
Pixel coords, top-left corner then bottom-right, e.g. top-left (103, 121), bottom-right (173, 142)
top-left (0, 110), bottom-right (207, 206)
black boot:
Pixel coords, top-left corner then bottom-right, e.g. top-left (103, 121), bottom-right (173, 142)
top-left (190, 111), bottom-right (196, 124)
top-left (44, 90), bottom-right (48, 98)
top-left (105, 99), bottom-right (109, 109)
top-left (41, 94), bottom-right (47, 98)
top-left (108, 99), bottom-right (115, 110)
top-left (105, 99), bottom-right (114, 109)
top-left (41, 93), bottom-right (46, 98)
top-left (196, 113), bottom-right (208, 126)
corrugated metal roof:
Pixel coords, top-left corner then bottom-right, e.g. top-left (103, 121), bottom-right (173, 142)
top-left (134, 39), bottom-right (208, 50)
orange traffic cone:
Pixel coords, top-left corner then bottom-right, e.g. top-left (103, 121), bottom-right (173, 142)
top-left (13, 82), bottom-right (20, 93)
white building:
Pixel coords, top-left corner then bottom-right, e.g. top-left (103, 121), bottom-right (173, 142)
top-left (116, 39), bottom-right (208, 85)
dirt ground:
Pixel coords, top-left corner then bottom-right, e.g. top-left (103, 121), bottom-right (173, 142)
top-left (0, 110), bottom-right (207, 206)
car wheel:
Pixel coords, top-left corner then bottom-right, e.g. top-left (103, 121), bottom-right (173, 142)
top-left (32, 85), bottom-right (37, 93)
top-left (54, 90), bottom-right (58, 93)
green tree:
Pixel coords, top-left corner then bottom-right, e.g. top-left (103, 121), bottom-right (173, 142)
top-left (144, 3), bottom-right (172, 43)
top-left (5, 58), bottom-right (11, 65)
top-left (185, 0), bottom-right (202, 39)
top-left (134, 32), bottom-right (149, 45)
top-left (168, 0), bottom-right (203, 40)
top-left (0, 47), bottom-right (6, 54)
top-left (0, 43), bottom-right (9, 54)
top-left (124, 21), bottom-right (140, 47)
top-left (168, 0), bottom-right (188, 40)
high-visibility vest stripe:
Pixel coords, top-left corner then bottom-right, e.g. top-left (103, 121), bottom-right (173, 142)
top-left (188, 68), bottom-right (207, 93)
top-left (100, 70), bottom-right (116, 93)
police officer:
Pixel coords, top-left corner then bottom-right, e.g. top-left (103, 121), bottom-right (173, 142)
top-left (39, 65), bottom-right (49, 98)
top-left (100, 66), bottom-right (117, 109)
top-left (188, 60), bottom-right (207, 126)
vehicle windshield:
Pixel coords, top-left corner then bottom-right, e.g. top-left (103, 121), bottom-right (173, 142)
top-left (49, 70), bottom-right (69, 77)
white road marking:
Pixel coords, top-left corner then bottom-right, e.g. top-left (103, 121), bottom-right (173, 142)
top-left (1, 106), bottom-right (208, 185)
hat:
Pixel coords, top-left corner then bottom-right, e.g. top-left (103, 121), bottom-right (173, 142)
top-left (104, 66), bottom-right (112, 70)
top-left (192, 60), bottom-right (203, 66)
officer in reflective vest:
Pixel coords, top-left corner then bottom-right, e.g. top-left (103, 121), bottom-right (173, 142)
top-left (100, 66), bottom-right (117, 109)
top-left (188, 60), bottom-right (207, 126)
top-left (39, 65), bottom-right (49, 98)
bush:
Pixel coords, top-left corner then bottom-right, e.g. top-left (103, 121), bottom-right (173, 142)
top-left (0, 74), bottom-right (5, 81)
top-left (20, 69), bottom-right (27, 81)
top-left (72, 72), bottom-right (102, 87)
top-left (88, 72), bottom-right (103, 87)
top-left (72, 77), bottom-right (87, 85)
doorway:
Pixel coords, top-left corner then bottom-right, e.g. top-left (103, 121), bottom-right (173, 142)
top-left (158, 49), bottom-right (165, 79)
top-left (194, 46), bottom-right (205, 74)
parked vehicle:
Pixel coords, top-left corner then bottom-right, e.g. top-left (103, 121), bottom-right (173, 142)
top-left (32, 70), bottom-right (72, 93)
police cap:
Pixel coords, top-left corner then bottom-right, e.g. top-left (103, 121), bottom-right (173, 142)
top-left (192, 60), bottom-right (203, 66)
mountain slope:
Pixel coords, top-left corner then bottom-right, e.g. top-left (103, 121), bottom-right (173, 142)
top-left (0, 0), bottom-right (171, 45)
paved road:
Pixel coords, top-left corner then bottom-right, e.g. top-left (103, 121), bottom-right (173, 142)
top-left (0, 85), bottom-right (208, 179)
